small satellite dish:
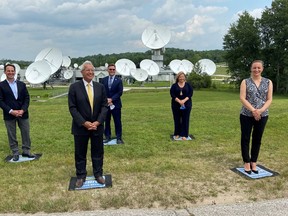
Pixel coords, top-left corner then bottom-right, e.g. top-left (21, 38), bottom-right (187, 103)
top-left (104, 63), bottom-right (108, 68)
top-left (197, 59), bottom-right (216, 75)
top-left (169, 59), bottom-right (194, 74)
top-left (1, 74), bottom-right (6, 81)
top-left (141, 25), bottom-right (171, 49)
top-left (13, 63), bottom-right (21, 75)
top-left (63, 70), bottom-right (73, 80)
top-left (25, 60), bottom-right (52, 84)
top-left (181, 59), bottom-right (194, 73)
top-left (130, 69), bottom-right (148, 82)
top-left (115, 59), bottom-right (136, 76)
top-left (0, 65), bottom-right (4, 70)
top-left (140, 59), bottom-right (160, 76)
top-left (62, 56), bottom-right (71, 68)
top-left (35, 47), bottom-right (63, 74)
top-left (73, 63), bottom-right (79, 69)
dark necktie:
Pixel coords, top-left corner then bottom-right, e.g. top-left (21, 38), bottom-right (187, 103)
top-left (108, 76), bottom-right (113, 89)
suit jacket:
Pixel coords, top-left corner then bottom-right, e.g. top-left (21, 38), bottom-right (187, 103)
top-left (68, 80), bottom-right (108, 136)
top-left (0, 80), bottom-right (30, 120)
top-left (101, 76), bottom-right (123, 109)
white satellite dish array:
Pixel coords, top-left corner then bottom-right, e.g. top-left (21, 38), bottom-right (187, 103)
top-left (1, 63), bottom-right (21, 81)
top-left (25, 47), bottom-right (72, 85)
top-left (169, 58), bottom-right (216, 75)
top-left (115, 58), bottom-right (160, 82)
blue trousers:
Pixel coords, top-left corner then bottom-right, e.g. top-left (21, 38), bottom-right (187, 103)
top-left (240, 114), bottom-right (268, 163)
top-left (104, 108), bottom-right (122, 139)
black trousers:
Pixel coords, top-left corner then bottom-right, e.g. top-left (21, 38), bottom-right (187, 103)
top-left (74, 133), bottom-right (104, 179)
top-left (172, 106), bottom-right (191, 137)
top-left (240, 114), bottom-right (268, 163)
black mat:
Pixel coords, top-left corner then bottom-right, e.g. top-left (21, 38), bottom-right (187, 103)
top-left (68, 174), bottom-right (112, 190)
top-left (231, 164), bottom-right (279, 179)
top-left (170, 134), bottom-right (195, 141)
top-left (5, 153), bottom-right (42, 163)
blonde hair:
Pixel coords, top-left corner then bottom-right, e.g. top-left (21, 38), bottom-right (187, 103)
top-left (175, 71), bottom-right (186, 83)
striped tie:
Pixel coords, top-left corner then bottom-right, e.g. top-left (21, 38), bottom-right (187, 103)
top-left (87, 83), bottom-right (93, 110)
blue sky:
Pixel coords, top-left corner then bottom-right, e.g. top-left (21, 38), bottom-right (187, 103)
top-left (0, 0), bottom-right (273, 61)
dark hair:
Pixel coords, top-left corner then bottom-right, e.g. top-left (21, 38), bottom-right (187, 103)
top-left (4, 64), bottom-right (15, 72)
top-left (108, 63), bottom-right (115, 68)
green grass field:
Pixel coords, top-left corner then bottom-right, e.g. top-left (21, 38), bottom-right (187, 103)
top-left (0, 87), bottom-right (287, 213)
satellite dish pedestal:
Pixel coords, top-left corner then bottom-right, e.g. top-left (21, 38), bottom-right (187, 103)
top-left (151, 49), bottom-right (164, 68)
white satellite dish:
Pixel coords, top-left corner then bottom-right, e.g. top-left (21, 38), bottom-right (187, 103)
top-left (63, 70), bottom-right (73, 80)
top-left (140, 59), bottom-right (160, 76)
top-left (130, 69), bottom-right (148, 82)
top-left (115, 59), bottom-right (136, 76)
top-left (1, 74), bottom-right (6, 81)
top-left (0, 65), bottom-right (4, 70)
top-left (104, 63), bottom-right (108, 68)
top-left (25, 60), bottom-right (52, 84)
top-left (13, 63), bottom-right (21, 75)
top-left (62, 56), bottom-right (71, 68)
top-left (141, 25), bottom-right (171, 49)
top-left (169, 59), bottom-right (194, 74)
top-left (197, 59), bottom-right (216, 75)
top-left (35, 47), bottom-right (63, 74)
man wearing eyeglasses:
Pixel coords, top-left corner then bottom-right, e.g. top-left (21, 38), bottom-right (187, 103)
top-left (101, 64), bottom-right (124, 144)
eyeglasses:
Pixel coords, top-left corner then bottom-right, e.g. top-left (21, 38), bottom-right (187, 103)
top-left (109, 68), bottom-right (115, 71)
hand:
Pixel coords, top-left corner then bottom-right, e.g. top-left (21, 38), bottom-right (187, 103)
top-left (83, 121), bottom-right (96, 130)
top-left (252, 109), bottom-right (261, 121)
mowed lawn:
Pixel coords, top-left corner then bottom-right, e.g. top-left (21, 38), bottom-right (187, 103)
top-left (0, 87), bottom-right (287, 213)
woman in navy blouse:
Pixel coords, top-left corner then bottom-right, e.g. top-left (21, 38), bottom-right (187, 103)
top-left (170, 71), bottom-right (193, 140)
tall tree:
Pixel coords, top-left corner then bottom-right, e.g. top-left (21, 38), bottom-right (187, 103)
top-left (260, 0), bottom-right (288, 93)
top-left (223, 11), bottom-right (261, 86)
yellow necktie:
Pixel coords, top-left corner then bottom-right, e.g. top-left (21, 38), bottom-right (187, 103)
top-left (87, 83), bottom-right (93, 110)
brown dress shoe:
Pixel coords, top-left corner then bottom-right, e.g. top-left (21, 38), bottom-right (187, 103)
top-left (75, 178), bottom-right (85, 188)
top-left (95, 176), bottom-right (105, 184)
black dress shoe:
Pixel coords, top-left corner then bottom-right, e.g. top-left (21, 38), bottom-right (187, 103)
top-left (244, 169), bottom-right (252, 174)
top-left (103, 137), bottom-right (111, 143)
top-left (22, 153), bottom-right (36, 158)
top-left (116, 139), bottom-right (124, 144)
top-left (95, 176), bottom-right (105, 184)
top-left (252, 169), bottom-right (259, 174)
top-left (75, 178), bottom-right (85, 188)
top-left (13, 155), bottom-right (19, 161)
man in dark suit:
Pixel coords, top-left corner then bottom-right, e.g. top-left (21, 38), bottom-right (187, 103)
top-left (101, 63), bottom-right (124, 144)
top-left (68, 61), bottom-right (108, 187)
top-left (0, 64), bottom-right (35, 161)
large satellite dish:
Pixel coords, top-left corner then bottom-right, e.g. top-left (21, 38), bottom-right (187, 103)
top-left (115, 59), bottom-right (136, 76)
top-left (35, 47), bottom-right (63, 74)
top-left (130, 69), bottom-right (148, 82)
top-left (141, 25), bottom-right (171, 49)
top-left (169, 59), bottom-right (193, 74)
top-left (140, 59), bottom-right (160, 76)
top-left (25, 60), bottom-right (52, 84)
top-left (63, 70), bottom-right (73, 80)
top-left (197, 59), bottom-right (216, 75)
top-left (62, 56), bottom-right (71, 68)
